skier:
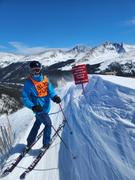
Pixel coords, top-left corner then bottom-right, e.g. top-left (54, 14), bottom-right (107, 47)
top-left (22, 60), bottom-right (61, 151)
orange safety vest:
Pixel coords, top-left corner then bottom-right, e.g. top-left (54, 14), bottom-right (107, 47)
top-left (30, 76), bottom-right (48, 97)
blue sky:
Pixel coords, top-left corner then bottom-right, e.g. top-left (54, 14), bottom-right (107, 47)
top-left (0, 0), bottom-right (135, 54)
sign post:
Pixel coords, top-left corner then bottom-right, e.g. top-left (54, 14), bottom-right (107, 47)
top-left (72, 64), bottom-right (88, 95)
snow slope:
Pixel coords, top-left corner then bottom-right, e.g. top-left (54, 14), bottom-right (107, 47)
top-left (59, 75), bottom-right (135, 180)
top-left (1, 75), bottom-right (135, 180)
top-left (0, 86), bottom-right (68, 180)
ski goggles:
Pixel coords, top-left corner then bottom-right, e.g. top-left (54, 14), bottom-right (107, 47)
top-left (30, 67), bottom-right (42, 74)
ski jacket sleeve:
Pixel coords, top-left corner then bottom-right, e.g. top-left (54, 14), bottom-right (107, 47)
top-left (48, 80), bottom-right (57, 99)
top-left (22, 80), bottom-right (34, 109)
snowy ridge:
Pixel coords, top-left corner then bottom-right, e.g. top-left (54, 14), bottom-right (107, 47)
top-left (1, 75), bottom-right (135, 180)
top-left (0, 52), bottom-right (23, 67)
top-left (59, 75), bottom-right (135, 180)
top-left (0, 42), bottom-right (135, 71)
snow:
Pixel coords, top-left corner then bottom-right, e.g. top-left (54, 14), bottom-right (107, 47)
top-left (0, 52), bottom-right (24, 67)
top-left (1, 75), bottom-right (135, 180)
top-left (1, 42), bottom-right (135, 72)
top-left (59, 75), bottom-right (135, 180)
top-left (98, 75), bottom-right (135, 90)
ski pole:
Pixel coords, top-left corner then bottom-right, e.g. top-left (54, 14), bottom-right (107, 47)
top-left (59, 103), bottom-right (73, 134)
top-left (51, 124), bottom-right (76, 159)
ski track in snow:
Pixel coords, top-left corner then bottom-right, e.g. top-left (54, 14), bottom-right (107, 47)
top-left (1, 75), bottom-right (135, 180)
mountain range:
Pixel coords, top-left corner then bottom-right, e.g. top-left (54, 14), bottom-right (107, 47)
top-left (0, 41), bottom-right (135, 114)
top-left (1, 41), bottom-right (135, 77)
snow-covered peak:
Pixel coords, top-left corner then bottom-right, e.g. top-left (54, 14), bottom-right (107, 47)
top-left (73, 42), bottom-right (126, 66)
top-left (0, 52), bottom-right (24, 67)
top-left (123, 43), bottom-right (135, 52)
top-left (91, 41), bottom-right (125, 56)
top-left (0, 42), bottom-right (135, 71)
top-left (101, 41), bottom-right (125, 53)
top-left (68, 45), bottom-right (90, 53)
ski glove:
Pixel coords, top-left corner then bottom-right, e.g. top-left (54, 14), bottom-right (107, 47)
top-left (32, 105), bottom-right (43, 112)
top-left (52, 95), bottom-right (61, 104)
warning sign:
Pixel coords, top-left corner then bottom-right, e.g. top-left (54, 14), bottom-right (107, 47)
top-left (72, 64), bottom-right (88, 85)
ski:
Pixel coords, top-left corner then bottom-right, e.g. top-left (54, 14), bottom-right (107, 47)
top-left (19, 120), bottom-right (65, 179)
top-left (1, 128), bottom-right (44, 177)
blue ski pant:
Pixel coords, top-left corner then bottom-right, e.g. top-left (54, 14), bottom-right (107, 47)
top-left (27, 112), bottom-right (52, 146)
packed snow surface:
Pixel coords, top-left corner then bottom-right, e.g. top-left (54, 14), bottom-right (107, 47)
top-left (1, 75), bottom-right (135, 180)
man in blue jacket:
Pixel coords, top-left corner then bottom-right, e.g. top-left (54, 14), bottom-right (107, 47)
top-left (22, 61), bottom-right (61, 151)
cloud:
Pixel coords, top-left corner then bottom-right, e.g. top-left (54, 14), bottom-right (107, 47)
top-left (126, 17), bottom-right (135, 26)
top-left (130, 19), bottom-right (135, 25)
top-left (9, 42), bottom-right (47, 55)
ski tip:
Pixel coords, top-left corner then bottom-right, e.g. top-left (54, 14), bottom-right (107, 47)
top-left (1, 168), bottom-right (11, 177)
top-left (20, 173), bottom-right (26, 179)
top-left (0, 171), bottom-right (10, 178)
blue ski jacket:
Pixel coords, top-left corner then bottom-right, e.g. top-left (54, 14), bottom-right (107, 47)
top-left (22, 74), bottom-right (56, 113)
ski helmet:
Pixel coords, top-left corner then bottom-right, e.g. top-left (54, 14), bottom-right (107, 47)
top-left (29, 61), bottom-right (42, 75)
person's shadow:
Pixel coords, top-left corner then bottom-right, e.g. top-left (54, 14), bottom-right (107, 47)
top-left (9, 144), bottom-right (40, 157)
